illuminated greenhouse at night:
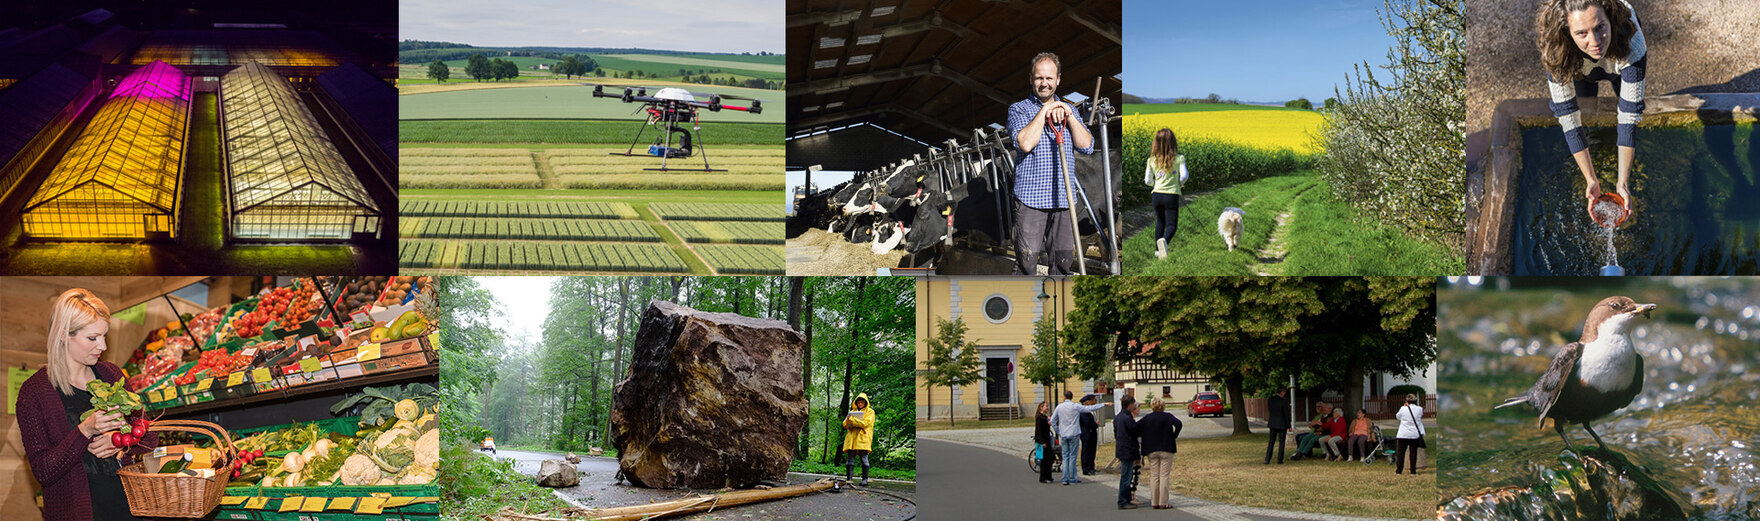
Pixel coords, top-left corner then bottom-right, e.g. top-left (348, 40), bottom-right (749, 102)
top-left (22, 60), bottom-right (190, 240)
top-left (221, 62), bottom-right (381, 240)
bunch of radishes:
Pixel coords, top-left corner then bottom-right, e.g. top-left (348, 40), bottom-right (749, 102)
top-left (111, 416), bottom-right (151, 450)
top-left (228, 449), bottom-right (266, 479)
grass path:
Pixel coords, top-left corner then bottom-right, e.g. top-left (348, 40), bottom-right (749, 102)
top-left (1126, 172), bottom-right (1462, 275)
top-left (531, 150), bottom-right (560, 189)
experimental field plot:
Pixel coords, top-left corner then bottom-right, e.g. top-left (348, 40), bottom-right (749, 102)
top-left (695, 245), bottom-right (785, 274)
top-left (547, 147), bottom-right (783, 191)
top-left (399, 148), bottom-right (542, 188)
top-left (399, 240), bottom-right (687, 273)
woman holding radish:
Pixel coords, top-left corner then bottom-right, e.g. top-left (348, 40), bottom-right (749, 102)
top-left (18, 289), bottom-right (154, 521)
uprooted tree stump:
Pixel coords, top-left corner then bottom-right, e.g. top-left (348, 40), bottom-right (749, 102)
top-left (610, 300), bottom-right (808, 489)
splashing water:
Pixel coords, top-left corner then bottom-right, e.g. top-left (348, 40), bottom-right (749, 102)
top-left (1593, 200), bottom-right (1624, 269)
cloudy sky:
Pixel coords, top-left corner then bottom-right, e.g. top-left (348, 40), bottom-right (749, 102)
top-left (1125, 0), bottom-right (1401, 103)
top-left (401, 0), bottom-right (783, 53)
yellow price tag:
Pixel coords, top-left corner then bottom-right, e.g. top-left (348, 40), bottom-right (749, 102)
top-left (427, 332), bottom-right (440, 350)
top-left (328, 497), bottom-right (356, 511)
top-left (226, 372), bottom-right (245, 387)
top-left (278, 497), bottom-right (304, 512)
top-left (164, 385), bottom-right (177, 400)
top-left (196, 378), bottom-right (214, 391)
top-left (244, 497), bottom-right (270, 509)
top-left (251, 368), bottom-right (272, 384)
top-left (382, 497), bottom-right (413, 508)
top-left (298, 358), bottom-right (321, 374)
top-left (411, 497), bottom-right (440, 504)
top-left (357, 343), bottom-right (381, 362)
top-left (220, 496), bottom-right (246, 506)
top-left (355, 497), bottom-right (386, 514)
top-left (301, 497), bottom-right (326, 512)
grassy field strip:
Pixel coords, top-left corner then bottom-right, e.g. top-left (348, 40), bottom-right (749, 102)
top-left (399, 85), bottom-right (786, 123)
top-left (1126, 173), bottom-right (1462, 275)
top-left (1127, 175), bottom-right (1316, 276)
top-left (1279, 183), bottom-right (1466, 274)
top-left (668, 221), bottom-right (784, 244)
top-left (597, 53), bottom-right (786, 73)
top-left (400, 120), bottom-right (784, 145)
top-left (649, 202), bottom-right (783, 222)
top-left (401, 148), bottom-right (534, 158)
top-left (399, 239), bottom-right (687, 273)
top-left (399, 200), bottom-right (639, 219)
top-left (532, 150), bottom-right (559, 188)
top-left (400, 217), bottom-right (659, 242)
top-left (695, 245), bottom-right (785, 274)
top-left (630, 203), bottom-right (711, 274)
top-left (546, 147), bottom-right (781, 157)
top-left (555, 174), bottom-right (781, 191)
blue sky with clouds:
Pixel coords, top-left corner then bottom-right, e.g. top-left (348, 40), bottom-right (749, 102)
top-left (400, 0), bottom-right (783, 53)
top-left (1124, 0), bottom-right (1399, 103)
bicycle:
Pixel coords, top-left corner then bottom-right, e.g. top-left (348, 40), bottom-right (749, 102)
top-left (1026, 437), bottom-right (1061, 474)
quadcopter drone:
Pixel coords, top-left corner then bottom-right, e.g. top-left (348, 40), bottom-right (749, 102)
top-left (587, 84), bottom-right (765, 172)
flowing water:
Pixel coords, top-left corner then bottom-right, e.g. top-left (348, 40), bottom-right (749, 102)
top-left (1437, 278), bottom-right (1760, 520)
top-left (1594, 199), bottom-right (1625, 269)
top-left (1511, 124), bottom-right (1759, 275)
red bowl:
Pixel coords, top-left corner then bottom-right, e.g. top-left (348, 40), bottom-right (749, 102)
top-left (1591, 193), bottom-right (1628, 228)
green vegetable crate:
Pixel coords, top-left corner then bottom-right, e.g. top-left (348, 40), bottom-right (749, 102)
top-left (214, 484), bottom-right (438, 521)
top-left (203, 297), bottom-right (258, 350)
top-left (229, 416), bottom-right (364, 457)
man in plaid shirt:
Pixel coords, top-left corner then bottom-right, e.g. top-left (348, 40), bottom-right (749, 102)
top-left (1007, 52), bottom-right (1093, 275)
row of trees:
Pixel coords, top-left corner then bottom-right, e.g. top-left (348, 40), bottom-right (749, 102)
top-left (918, 277), bottom-right (1436, 435)
top-left (445, 277), bottom-right (915, 471)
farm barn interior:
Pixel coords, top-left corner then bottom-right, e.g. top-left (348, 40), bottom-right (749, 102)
top-left (786, 0), bottom-right (1123, 275)
top-left (0, 0), bottom-right (396, 274)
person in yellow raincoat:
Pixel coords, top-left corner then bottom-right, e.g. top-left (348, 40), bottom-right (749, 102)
top-left (842, 393), bottom-right (875, 485)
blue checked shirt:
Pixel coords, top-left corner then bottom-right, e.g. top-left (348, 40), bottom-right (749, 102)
top-left (1008, 97), bottom-right (1093, 209)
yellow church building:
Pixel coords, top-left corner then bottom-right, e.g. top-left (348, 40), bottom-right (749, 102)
top-left (915, 276), bottom-right (1107, 421)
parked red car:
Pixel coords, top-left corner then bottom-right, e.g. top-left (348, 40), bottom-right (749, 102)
top-left (1186, 391), bottom-right (1224, 417)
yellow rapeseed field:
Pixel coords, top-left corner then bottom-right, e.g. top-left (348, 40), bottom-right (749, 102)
top-left (1125, 109), bottom-right (1325, 155)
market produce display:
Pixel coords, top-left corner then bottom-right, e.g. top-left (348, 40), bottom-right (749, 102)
top-left (369, 311), bottom-right (431, 343)
top-left (275, 279), bottom-right (325, 326)
top-left (335, 276), bottom-right (390, 316)
top-left (185, 309), bottom-right (223, 345)
top-left (173, 349), bottom-right (251, 385)
top-left (374, 276), bottom-right (423, 307)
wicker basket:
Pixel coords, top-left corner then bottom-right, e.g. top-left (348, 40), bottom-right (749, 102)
top-left (116, 419), bottom-right (237, 518)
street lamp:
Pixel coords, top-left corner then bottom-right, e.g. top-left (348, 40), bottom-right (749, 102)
top-left (1036, 276), bottom-right (1058, 399)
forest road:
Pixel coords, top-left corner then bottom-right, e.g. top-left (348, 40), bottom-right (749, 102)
top-left (495, 448), bottom-right (917, 520)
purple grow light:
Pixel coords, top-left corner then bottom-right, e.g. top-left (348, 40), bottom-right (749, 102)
top-left (110, 60), bottom-right (191, 101)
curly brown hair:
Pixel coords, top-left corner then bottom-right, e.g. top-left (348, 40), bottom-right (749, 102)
top-left (1535, 0), bottom-right (1637, 82)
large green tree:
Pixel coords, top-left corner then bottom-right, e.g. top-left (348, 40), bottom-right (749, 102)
top-left (465, 54), bottom-right (490, 82)
top-left (1019, 316), bottom-right (1074, 405)
top-left (426, 59), bottom-right (449, 82)
top-left (434, 276), bottom-right (504, 442)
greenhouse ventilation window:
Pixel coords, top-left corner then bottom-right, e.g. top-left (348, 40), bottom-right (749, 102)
top-left (221, 62), bottom-right (380, 241)
top-left (22, 60), bottom-right (189, 240)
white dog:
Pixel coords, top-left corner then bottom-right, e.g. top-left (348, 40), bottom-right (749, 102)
top-left (1217, 207), bottom-right (1245, 251)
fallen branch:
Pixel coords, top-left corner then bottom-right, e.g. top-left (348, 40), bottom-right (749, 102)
top-left (494, 479), bottom-right (836, 521)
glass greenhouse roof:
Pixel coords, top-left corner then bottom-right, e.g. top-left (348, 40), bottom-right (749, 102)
top-left (131, 30), bottom-right (348, 68)
top-left (221, 62), bottom-right (379, 240)
top-left (23, 60), bottom-right (189, 239)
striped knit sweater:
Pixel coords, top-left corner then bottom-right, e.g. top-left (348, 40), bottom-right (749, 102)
top-left (1546, 0), bottom-right (1647, 154)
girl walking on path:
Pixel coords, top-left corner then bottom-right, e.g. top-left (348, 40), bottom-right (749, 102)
top-left (1144, 128), bottom-right (1188, 259)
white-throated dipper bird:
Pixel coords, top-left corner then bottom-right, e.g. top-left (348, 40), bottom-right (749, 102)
top-left (1495, 296), bottom-right (1656, 449)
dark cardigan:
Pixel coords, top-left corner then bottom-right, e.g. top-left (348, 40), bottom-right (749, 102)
top-left (18, 361), bottom-right (156, 521)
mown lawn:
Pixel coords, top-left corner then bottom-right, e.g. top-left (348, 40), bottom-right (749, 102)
top-left (399, 119), bottom-right (783, 145)
top-left (1125, 172), bottom-right (1463, 275)
top-left (1094, 434), bottom-right (1434, 520)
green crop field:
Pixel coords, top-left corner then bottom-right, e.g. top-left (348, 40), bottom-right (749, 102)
top-left (400, 240), bottom-right (688, 273)
top-left (399, 200), bottom-right (639, 219)
top-left (670, 221), bottom-right (783, 244)
top-left (439, 56), bottom-right (568, 70)
top-left (650, 202), bottom-right (783, 222)
top-left (398, 84), bottom-right (785, 122)
top-left (590, 54), bottom-right (784, 81)
top-left (399, 119), bottom-right (783, 144)
top-left (695, 245), bottom-right (785, 274)
top-left (400, 217), bottom-right (659, 241)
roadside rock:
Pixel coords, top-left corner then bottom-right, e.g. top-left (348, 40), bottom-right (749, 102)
top-left (536, 459), bottom-right (579, 488)
top-left (611, 300), bottom-right (808, 489)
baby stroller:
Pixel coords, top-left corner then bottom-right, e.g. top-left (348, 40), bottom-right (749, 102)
top-left (1362, 424), bottom-right (1396, 466)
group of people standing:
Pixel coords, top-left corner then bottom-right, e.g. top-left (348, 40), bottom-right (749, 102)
top-left (1034, 391), bottom-right (1185, 510)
